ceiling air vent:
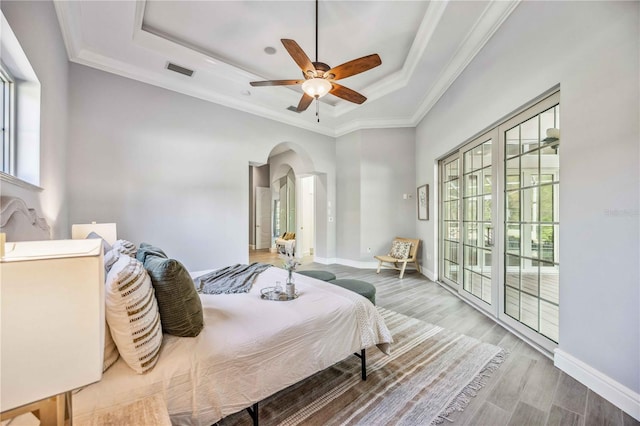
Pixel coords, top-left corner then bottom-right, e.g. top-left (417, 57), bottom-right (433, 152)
top-left (286, 106), bottom-right (302, 113)
top-left (166, 62), bottom-right (194, 77)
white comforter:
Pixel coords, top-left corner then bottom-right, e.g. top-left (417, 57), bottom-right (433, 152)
top-left (73, 267), bottom-right (392, 425)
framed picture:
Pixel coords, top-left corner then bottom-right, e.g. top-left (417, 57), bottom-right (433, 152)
top-left (417, 184), bottom-right (429, 221)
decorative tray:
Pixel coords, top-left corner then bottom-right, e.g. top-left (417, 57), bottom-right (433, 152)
top-left (260, 286), bottom-right (299, 301)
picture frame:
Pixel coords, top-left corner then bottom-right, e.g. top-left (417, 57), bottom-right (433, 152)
top-left (417, 184), bottom-right (429, 221)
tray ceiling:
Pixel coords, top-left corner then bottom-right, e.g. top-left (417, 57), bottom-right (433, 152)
top-left (54, 0), bottom-right (520, 137)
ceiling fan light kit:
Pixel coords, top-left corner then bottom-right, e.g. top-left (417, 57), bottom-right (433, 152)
top-left (302, 78), bottom-right (332, 98)
top-left (249, 0), bottom-right (381, 122)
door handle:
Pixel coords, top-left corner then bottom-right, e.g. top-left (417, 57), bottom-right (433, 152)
top-left (485, 227), bottom-right (494, 247)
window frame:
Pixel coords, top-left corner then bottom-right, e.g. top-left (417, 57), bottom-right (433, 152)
top-left (1, 61), bottom-right (16, 175)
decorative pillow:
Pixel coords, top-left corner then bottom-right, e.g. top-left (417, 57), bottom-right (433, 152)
top-left (103, 323), bottom-right (119, 372)
top-left (105, 255), bottom-right (163, 374)
top-left (111, 239), bottom-right (137, 257)
top-left (86, 231), bottom-right (112, 254)
top-left (136, 242), bottom-right (168, 264)
top-left (389, 241), bottom-right (412, 259)
top-left (143, 254), bottom-right (204, 337)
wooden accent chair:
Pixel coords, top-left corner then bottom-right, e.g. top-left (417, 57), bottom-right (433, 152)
top-left (374, 237), bottom-right (421, 279)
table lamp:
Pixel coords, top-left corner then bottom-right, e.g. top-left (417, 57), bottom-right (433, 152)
top-left (71, 222), bottom-right (117, 245)
top-left (0, 237), bottom-right (105, 425)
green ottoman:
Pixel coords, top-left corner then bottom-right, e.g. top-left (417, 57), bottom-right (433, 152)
top-left (297, 270), bottom-right (337, 282)
top-left (329, 279), bottom-right (376, 305)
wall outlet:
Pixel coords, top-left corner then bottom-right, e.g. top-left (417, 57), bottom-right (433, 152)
top-left (367, 247), bottom-right (371, 253)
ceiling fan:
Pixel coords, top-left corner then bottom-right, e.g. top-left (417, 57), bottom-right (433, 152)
top-left (250, 0), bottom-right (382, 119)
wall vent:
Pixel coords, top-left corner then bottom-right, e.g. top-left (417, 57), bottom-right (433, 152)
top-left (286, 106), bottom-right (301, 113)
top-left (166, 62), bottom-right (194, 77)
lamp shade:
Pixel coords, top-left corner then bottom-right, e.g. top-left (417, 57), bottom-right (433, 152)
top-left (0, 239), bottom-right (105, 411)
top-left (72, 222), bottom-right (117, 245)
top-left (302, 78), bottom-right (332, 98)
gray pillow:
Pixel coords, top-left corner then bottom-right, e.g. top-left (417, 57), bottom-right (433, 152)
top-left (136, 242), bottom-right (168, 264)
top-left (87, 231), bottom-right (112, 254)
top-left (143, 254), bottom-right (204, 338)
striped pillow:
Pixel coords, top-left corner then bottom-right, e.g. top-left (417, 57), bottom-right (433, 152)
top-left (105, 255), bottom-right (163, 374)
top-left (111, 239), bottom-right (137, 257)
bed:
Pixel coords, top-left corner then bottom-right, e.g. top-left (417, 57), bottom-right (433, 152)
top-left (0, 197), bottom-right (392, 425)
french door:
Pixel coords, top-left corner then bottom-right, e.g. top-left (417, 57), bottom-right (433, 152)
top-left (438, 92), bottom-right (560, 351)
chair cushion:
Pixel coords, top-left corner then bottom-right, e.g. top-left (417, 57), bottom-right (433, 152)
top-left (389, 240), bottom-right (412, 259)
top-left (329, 279), bottom-right (376, 305)
top-left (297, 270), bottom-right (337, 282)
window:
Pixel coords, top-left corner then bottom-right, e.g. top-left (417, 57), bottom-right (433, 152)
top-left (1, 11), bottom-right (42, 187)
top-left (1, 62), bottom-right (15, 174)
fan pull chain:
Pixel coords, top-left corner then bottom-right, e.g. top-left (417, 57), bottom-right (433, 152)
top-left (316, 98), bottom-right (320, 123)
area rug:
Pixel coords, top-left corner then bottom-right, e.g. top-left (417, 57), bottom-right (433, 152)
top-left (220, 307), bottom-right (506, 426)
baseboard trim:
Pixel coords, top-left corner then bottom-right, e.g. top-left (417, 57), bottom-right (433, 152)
top-left (421, 268), bottom-right (436, 281)
top-left (249, 244), bottom-right (256, 250)
top-left (554, 349), bottom-right (640, 421)
top-left (314, 257), bottom-right (424, 272)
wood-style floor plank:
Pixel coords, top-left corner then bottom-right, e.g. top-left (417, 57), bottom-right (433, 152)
top-left (248, 250), bottom-right (637, 425)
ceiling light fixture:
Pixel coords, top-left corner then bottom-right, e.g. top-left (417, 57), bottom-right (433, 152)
top-left (301, 78), bottom-right (331, 98)
top-left (249, 0), bottom-right (381, 123)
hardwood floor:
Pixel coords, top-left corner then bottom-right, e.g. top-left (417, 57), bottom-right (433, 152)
top-left (250, 249), bottom-right (639, 426)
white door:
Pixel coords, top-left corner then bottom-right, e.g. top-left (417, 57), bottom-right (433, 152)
top-left (255, 187), bottom-right (271, 249)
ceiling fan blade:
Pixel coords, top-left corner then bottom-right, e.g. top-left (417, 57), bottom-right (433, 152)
top-left (330, 83), bottom-right (367, 104)
top-left (281, 39), bottom-right (316, 76)
top-left (250, 79), bottom-right (305, 87)
top-left (297, 93), bottom-right (314, 112)
top-left (325, 54), bottom-right (381, 81)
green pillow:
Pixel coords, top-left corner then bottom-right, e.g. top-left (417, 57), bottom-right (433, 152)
top-left (136, 242), bottom-right (168, 264)
top-left (143, 255), bottom-right (204, 337)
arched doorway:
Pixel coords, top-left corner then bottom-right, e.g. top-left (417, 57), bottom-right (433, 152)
top-left (248, 142), bottom-right (321, 264)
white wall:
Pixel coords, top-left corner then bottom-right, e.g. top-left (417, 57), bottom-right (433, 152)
top-left (336, 127), bottom-right (416, 263)
top-left (415, 0), bottom-right (639, 398)
top-left (0, 0), bottom-right (69, 238)
top-left (67, 64), bottom-right (336, 270)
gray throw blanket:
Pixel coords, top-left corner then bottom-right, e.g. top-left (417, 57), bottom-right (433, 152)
top-left (194, 262), bottom-right (272, 294)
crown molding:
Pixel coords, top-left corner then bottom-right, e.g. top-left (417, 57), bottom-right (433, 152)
top-left (333, 0), bottom-right (450, 117)
top-left (411, 0), bottom-right (521, 125)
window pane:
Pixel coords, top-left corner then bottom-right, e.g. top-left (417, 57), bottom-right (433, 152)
top-left (506, 157), bottom-right (520, 190)
top-left (483, 140), bottom-right (492, 168)
top-left (464, 173), bottom-right (480, 197)
top-left (520, 115), bottom-right (539, 153)
top-left (505, 127), bottom-right (519, 158)
top-left (506, 224), bottom-right (520, 255)
top-left (506, 190), bottom-right (520, 222)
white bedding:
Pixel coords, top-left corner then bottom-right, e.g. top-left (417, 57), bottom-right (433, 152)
top-left (73, 267), bottom-right (392, 425)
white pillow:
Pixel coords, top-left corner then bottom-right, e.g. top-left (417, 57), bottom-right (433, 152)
top-left (105, 255), bottom-right (163, 374)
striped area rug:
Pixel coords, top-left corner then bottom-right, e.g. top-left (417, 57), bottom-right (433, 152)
top-left (220, 307), bottom-right (505, 426)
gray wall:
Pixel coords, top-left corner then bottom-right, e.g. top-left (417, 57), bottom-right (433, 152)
top-left (67, 64), bottom-right (336, 271)
top-left (0, 0), bottom-right (69, 238)
top-left (336, 127), bottom-right (416, 262)
top-left (415, 1), bottom-right (639, 394)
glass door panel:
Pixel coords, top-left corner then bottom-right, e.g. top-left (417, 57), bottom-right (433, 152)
top-left (500, 95), bottom-right (560, 348)
top-left (461, 133), bottom-right (497, 309)
top-left (439, 155), bottom-right (460, 287)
